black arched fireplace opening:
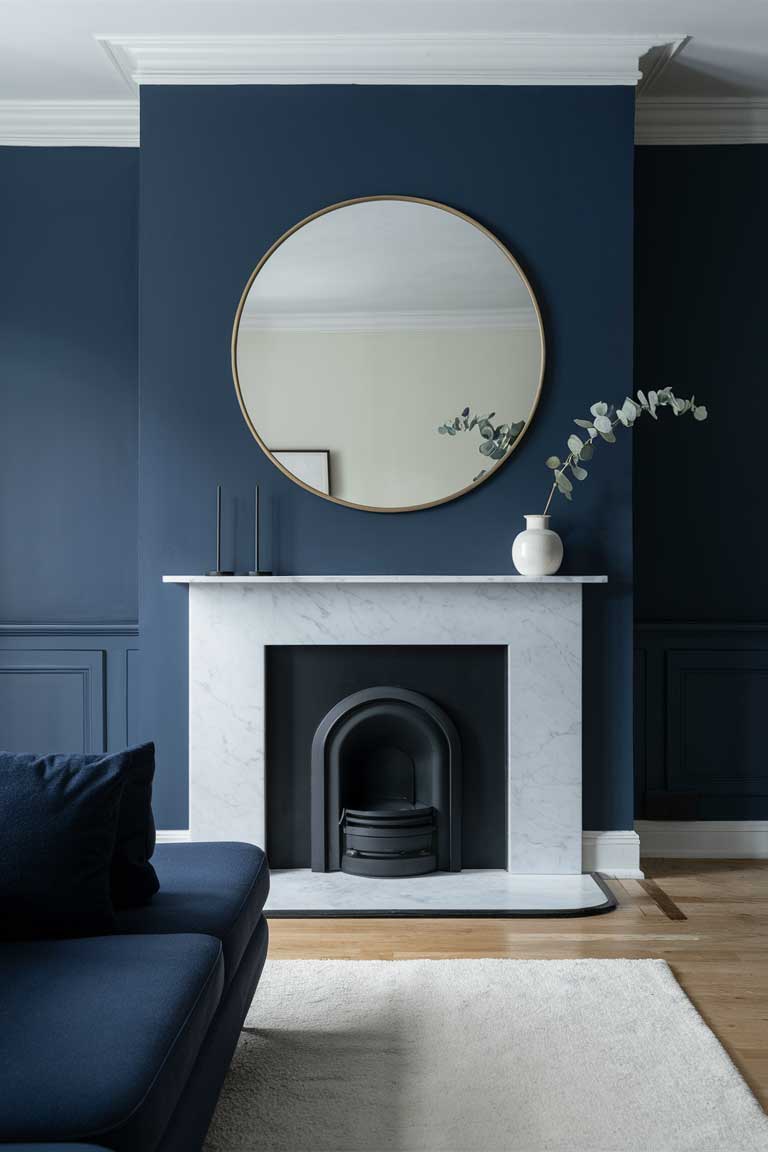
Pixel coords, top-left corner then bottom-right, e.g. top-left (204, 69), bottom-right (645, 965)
top-left (311, 687), bottom-right (462, 877)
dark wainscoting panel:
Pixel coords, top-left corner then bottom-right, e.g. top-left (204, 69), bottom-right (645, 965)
top-left (636, 623), bottom-right (768, 819)
top-left (0, 626), bottom-right (139, 755)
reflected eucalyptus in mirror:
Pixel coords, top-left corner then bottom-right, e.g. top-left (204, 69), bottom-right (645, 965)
top-left (232, 197), bottom-right (545, 512)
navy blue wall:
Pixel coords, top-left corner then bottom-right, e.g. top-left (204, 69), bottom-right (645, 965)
top-left (0, 149), bottom-right (139, 762)
top-left (0, 149), bottom-right (138, 624)
top-left (139, 86), bottom-right (635, 829)
top-left (635, 145), bottom-right (768, 818)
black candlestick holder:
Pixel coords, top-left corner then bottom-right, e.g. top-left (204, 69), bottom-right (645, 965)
top-left (207, 484), bottom-right (234, 576)
top-left (248, 483), bottom-right (272, 576)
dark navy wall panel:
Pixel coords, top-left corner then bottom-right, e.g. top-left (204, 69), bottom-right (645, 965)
top-left (635, 146), bottom-right (768, 818)
top-left (0, 148), bottom-right (139, 624)
top-left (635, 146), bottom-right (768, 623)
top-left (139, 86), bottom-right (635, 830)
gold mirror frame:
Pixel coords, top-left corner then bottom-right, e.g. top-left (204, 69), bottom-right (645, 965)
top-left (232, 195), bottom-right (546, 514)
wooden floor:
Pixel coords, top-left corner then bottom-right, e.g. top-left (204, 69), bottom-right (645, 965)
top-left (268, 859), bottom-right (768, 1110)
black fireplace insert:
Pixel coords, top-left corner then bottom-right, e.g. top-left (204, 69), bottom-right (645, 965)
top-left (311, 687), bottom-right (462, 877)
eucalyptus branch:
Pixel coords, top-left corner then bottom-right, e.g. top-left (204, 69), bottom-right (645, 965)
top-left (543, 388), bottom-right (708, 513)
top-left (438, 407), bottom-right (526, 483)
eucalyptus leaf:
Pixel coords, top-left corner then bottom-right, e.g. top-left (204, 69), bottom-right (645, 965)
top-left (539, 385), bottom-right (708, 509)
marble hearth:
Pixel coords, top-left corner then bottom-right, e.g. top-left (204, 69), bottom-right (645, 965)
top-left (164, 574), bottom-right (609, 915)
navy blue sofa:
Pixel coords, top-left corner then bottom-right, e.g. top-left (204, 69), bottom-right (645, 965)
top-left (0, 841), bottom-right (270, 1152)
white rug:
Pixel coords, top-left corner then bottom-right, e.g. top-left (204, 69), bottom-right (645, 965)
top-left (205, 959), bottom-right (768, 1152)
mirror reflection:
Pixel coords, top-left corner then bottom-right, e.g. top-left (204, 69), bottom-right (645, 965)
top-left (233, 198), bottom-right (544, 511)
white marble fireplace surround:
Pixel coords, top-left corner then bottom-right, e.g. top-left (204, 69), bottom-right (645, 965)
top-left (164, 574), bottom-right (610, 914)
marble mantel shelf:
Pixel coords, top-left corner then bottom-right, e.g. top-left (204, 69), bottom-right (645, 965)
top-left (164, 574), bottom-right (607, 584)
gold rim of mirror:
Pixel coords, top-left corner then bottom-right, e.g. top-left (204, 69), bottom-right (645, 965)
top-left (231, 195), bottom-right (546, 514)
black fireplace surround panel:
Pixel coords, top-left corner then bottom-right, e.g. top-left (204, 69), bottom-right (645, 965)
top-left (311, 687), bottom-right (462, 877)
top-left (265, 646), bottom-right (507, 869)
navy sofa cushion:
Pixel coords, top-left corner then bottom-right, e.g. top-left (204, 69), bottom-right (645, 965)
top-left (156, 917), bottom-right (269, 1152)
top-left (0, 750), bottom-right (127, 939)
top-left (105, 742), bottom-right (159, 908)
top-left (0, 933), bottom-right (224, 1151)
top-left (115, 842), bottom-right (269, 988)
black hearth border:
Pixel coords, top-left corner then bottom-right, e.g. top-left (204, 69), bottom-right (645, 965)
top-left (264, 872), bottom-right (617, 919)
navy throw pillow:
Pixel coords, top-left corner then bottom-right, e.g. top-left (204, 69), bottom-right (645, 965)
top-left (105, 742), bottom-right (159, 908)
top-left (0, 750), bottom-right (128, 939)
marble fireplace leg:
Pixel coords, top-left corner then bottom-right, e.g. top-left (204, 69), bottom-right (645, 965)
top-left (190, 590), bottom-right (265, 843)
top-left (505, 588), bottom-right (582, 873)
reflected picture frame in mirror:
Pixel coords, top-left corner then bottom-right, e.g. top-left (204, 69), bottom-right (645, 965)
top-left (232, 196), bottom-right (546, 513)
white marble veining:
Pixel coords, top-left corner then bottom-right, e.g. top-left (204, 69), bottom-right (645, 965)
top-left (180, 577), bottom-right (591, 875)
top-left (266, 869), bottom-right (609, 913)
top-left (166, 574), bottom-right (606, 584)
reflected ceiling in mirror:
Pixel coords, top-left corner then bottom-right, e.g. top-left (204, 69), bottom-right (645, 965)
top-left (232, 197), bottom-right (545, 512)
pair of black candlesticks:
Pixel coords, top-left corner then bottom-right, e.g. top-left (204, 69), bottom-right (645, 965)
top-left (208, 484), bottom-right (272, 577)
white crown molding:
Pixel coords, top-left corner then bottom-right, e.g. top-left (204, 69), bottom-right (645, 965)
top-left (636, 820), bottom-right (768, 858)
top-left (96, 33), bottom-right (682, 88)
top-left (636, 36), bottom-right (690, 96)
top-left (0, 100), bottom-right (139, 146)
top-left (582, 830), bottom-right (643, 878)
top-left (239, 307), bottom-right (537, 334)
top-left (635, 98), bottom-right (768, 145)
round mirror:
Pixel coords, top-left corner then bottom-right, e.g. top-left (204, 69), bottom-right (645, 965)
top-left (232, 197), bottom-right (544, 512)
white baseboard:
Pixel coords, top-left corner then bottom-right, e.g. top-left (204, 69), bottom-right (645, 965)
top-left (582, 830), bottom-right (644, 878)
top-left (158, 829), bottom-right (644, 876)
top-left (636, 820), bottom-right (768, 859)
top-left (156, 829), bottom-right (192, 843)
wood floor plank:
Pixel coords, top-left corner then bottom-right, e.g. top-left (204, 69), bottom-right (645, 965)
top-left (267, 860), bottom-right (768, 1109)
top-left (639, 878), bottom-right (688, 920)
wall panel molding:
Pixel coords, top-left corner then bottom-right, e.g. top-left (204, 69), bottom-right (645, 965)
top-left (0, 628), bottom-right (139, 756)
top-left (636, 622), bottom-right (768, 820)
top-left (97, 32), bottom-right (680, 88)
top-left (0, 649), bottom-right (105, 752)
top-left (0, 622), bottom-right (139, 637)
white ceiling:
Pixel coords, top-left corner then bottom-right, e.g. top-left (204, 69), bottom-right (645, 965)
top-left (2, 0), bottom-right (768, 101)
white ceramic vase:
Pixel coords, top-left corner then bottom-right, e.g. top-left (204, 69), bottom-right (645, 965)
top-left (511, 514), bottom-right (564, 576)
